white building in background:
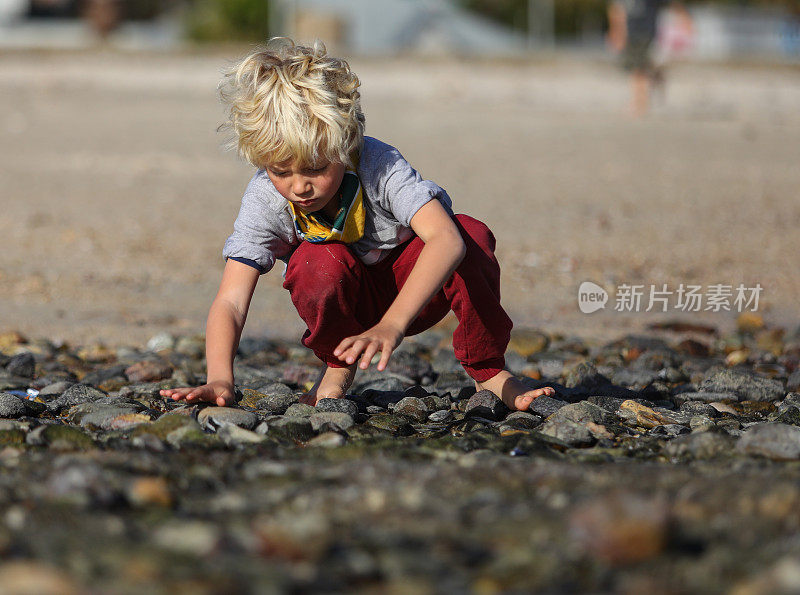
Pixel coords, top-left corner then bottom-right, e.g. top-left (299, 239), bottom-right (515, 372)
top-left (690, 4), bottom-right (800, 61)
top-left (270, 0), bottom-right (528, 56)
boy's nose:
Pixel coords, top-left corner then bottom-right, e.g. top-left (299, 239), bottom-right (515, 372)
top-left (292, 176), bottom-right (311, 196)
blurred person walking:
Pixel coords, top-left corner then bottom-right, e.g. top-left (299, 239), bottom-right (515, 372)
top-left (607, 0), bottom-right (692, 117)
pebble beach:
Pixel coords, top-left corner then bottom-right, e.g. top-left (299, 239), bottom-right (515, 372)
top-left (1, 50), bottom-right (799, 592)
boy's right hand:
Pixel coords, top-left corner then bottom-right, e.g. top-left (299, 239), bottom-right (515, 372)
top-left (159, 380), bottom-right (235, 407)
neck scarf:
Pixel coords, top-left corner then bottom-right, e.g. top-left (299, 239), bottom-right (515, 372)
top-left (289, 169), bottom-right (365, 244)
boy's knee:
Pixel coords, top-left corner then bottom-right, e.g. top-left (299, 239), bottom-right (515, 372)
top-left (454, 214), bottom-right (497, 257)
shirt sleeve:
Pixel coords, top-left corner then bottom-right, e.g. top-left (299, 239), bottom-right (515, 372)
top-left (375, 147), bottom-right (453, 227)
top-left (221, 171), bottom-right (294, 275)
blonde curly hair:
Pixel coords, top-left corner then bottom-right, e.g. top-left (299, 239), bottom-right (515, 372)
top-left (218, 38), bottom-right (365, 170)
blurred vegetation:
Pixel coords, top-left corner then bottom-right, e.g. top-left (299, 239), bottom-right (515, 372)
top-left (184, 0), bottom-right (270, 42)
top-left (458, 0), bottom-right (799, 38)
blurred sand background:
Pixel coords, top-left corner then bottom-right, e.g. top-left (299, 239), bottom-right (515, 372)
top-left (1, 50), bottom-right (799, 347)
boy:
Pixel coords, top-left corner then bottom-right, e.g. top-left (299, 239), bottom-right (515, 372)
top-left (161, 39), bottom-right (554, 411)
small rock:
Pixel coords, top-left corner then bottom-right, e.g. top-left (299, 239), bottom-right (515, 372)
top-left (264, 416), bottom-right (315, 441)
top-left (0, 561), bottom-right (82, 595)
top-left (689, 415), bottom-right (716, 433)
top-left (769, 405), bottom-right (800, 426)
top-left (736, 423), bottom-right (800, 460)
top-left (0, 393), bottom-right (26, 419)
top-left (306, 431), bottom-right (346, 447)
top-left (316, 398), bottom-right (359, 417)
top-left (787, 371), bottom-right (800, 392)
top-left (465, 390), bottom-right (510, 421)
top-left (617, 400), bottom-right (681, 429)
top-left (126, 477), bottom-right (172, 507)
top-left (124, 360), bottom-right (174, 383)
top-left (528, 395), bottom-right (568, 418)
top-left (565, 361), bottom-right (610, 390)
top-left (216, 424), bottom-right (267, 446)
top-left (428, 409), bottom-right (453, 423)
top-left (679, 401), bottom-right (719, 418)
top-left (254, 392), bottom-right (298, 414)
top-left (538, 402), bottom-right (616, 447)
top-left (673, 391), bottom-right (739, 406)
top-left (366, 413), bottom-right (415, 436)
top-left (392, 396), bottom-right (429, 422)
top-left (569, 492), bottom-right (669, 566)
top-left (153, 521), bottom-right (219, 557)
top-left (5, 353), bottom-right (36, 378)
top-left (197, 407), bottom-right (258, 430)
top-left (283, 403), bottom-right (316, 418)
top-left (698, 368), bottom-right (785, 402)
top-left (146, 332), bottom-right (175, 352)
top-left (648, 424), bottom-right (690, 438)
top-left (309, 411), bottom-right (355, 432)
top-left (37, 381), bottom-right (75, 398)
top-left (508, 328), bottom-right (549, 356)
top-left (666, 430), bottom-right (736, 460)
top-left (46, 384), bottom-right (107, 413)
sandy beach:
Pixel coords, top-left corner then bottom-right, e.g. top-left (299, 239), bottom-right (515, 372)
top-left (1, 50), bottom-right (799, 347)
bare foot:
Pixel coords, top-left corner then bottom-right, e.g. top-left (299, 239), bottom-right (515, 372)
top-left (299, 364), bottom-right (357, 406)
top-left (475, 370), bottom-right (555, 412)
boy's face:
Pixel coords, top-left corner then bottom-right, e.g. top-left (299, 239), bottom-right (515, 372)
top-left (265, 159), bottom-right (346, 219)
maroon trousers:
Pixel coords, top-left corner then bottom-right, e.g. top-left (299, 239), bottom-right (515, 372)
top-left (282, 214), bottom-right (512, 382)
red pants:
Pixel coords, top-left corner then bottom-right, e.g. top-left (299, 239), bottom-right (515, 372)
top-left (282, 214), bottom-right (512, 382)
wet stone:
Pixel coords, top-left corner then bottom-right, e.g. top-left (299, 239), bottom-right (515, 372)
top-left (254, 392), bottom-right (298, 415)
top-left (768, 405), bottom-right (800, 426)
top-left (216, 424), bottom-right (267, 447)
top-left (37, 381), bottom-right (75, 398)
top-left (0, 393), bottom-right (26, 419)
top-left (5, 352), bottom-right (36, 378)
top-left (306, 431), bottom-right (346, 448)
top-left (647, 424), bottom-right (690, 438)
top-left (528, 395), bottom-right (568, 418)
top-left (309, 411), bottom-right (355, 432)
top-left (689, 415), bottom-right (717, 433)
top-left (666, 429), bottom-right (736, 460)
top-left (197, 407), bottom-right (258, 430)
top-left (569, 492), bottom-right (669, 566)
top-left (565, 361), bottom-right (610, 390)
top-left (262, 416), bottom-right (314, 441)
top-left (284, 403), bottom-right (316, 418)
top-left (46, 384), bottom-right (107, 413)
top-left (316, 398), bottom-right (359, 417)
top-left (673, 391), bottom-right (739, 406)
top-left (736, 423), bottom-right (800, 460)
top-left (679, 401), bottom-right (719, 418)
top-left (392, 396), bottom-right (429, 422)
top-left (538, 402), bottom-right (616, 448)
top-left (428, 409), bottom-right (453, 423)
top-left (366, 413), bottom-right (416, 436)
top-left (787, 370), bottom-right (800, 392)
top-left (698, 368), bottom-right (786, 402)
top-left (465, 390), bottom-right (510, 421)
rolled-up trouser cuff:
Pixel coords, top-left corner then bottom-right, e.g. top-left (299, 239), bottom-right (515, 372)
top-left (462, 357), bottom-right (506, 383)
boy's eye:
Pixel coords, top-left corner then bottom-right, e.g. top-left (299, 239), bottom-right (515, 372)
top-left (306, 165), bottom-right (328, 174)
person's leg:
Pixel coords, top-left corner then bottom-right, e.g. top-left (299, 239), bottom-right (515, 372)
top-left (388, 214), bottom-right (555, 410)
top-left (283, 241), bottom-right (383, 401)
top-left (389, 214), bottom-right (512, 381)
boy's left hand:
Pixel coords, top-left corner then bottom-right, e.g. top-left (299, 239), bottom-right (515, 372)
top-left (333, 321), bottom-right (404, 371)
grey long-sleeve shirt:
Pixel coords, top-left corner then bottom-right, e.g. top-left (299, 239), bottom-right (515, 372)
top-left (221, 136), bottom-right (453, 274)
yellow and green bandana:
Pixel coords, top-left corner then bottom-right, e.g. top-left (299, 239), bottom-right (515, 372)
top-left (289, 170), bottom-right (365, 244)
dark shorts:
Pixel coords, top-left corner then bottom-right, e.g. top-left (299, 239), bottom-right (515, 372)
top-left (622, 36), bottom-right (654, 72)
